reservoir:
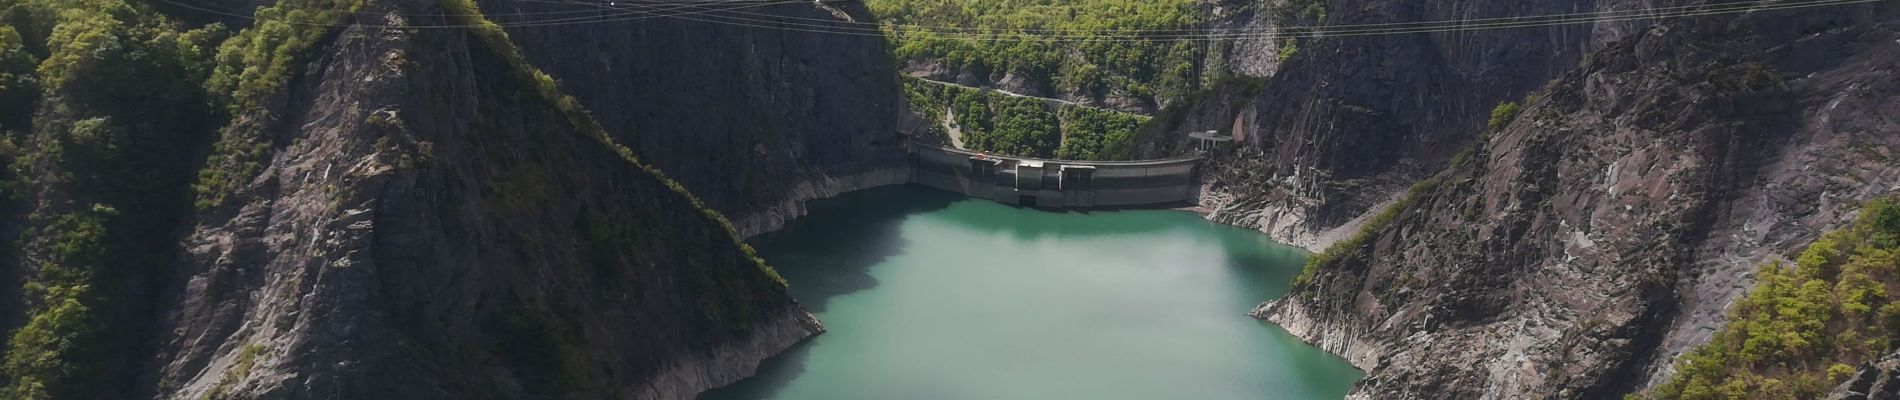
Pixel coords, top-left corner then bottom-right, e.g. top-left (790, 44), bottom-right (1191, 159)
top-left (702, 186), bottom-right (1362, 400)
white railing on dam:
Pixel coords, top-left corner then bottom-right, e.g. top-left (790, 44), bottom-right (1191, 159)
top-left (909, 142), bottom-right (1201, 208)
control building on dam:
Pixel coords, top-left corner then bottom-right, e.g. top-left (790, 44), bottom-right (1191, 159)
top-left (909, 143), bottom-right (1201, 208)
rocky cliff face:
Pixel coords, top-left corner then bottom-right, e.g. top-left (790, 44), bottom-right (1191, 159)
top-left (477, 0), bottom-right (910, 237)
top-left (148, 7), bottom-right (824, 398)
top-left (0, 0), bottom-right (899, 397)
top-left (1203, 0), bottom-right (1290, 79)
top-left (1253, 4), bottom-right (1900, 398)
top-left (1172, 0), bottom-right (1662, 249)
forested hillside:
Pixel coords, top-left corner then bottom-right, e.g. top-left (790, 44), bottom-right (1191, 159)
top-left (0, 0), bottom-right (222, 395)
top-left (871, 0), bottom-right (1315, 160)
top-left (1644, 199), bottom-right (1900, 399)
top-left (902, 77), bottom-right (1145, 160)
top-left (869, 0), bottom-right (1204, 112)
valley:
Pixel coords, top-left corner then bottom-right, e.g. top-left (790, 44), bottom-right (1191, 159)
top-left (0, 0), bottom-right (1891, 399)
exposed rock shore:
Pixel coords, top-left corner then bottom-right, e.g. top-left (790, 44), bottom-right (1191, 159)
top-left (732, 167), bottom-right (914, 239)
top-left (631, 306), bottom-right (825, 400)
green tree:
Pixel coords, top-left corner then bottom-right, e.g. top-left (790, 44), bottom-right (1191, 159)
top-left (1642, 198), bottom-right (1900, 400)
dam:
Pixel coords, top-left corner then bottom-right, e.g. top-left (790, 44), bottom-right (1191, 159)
top-left (908, 143), bottom-right (1202, 208)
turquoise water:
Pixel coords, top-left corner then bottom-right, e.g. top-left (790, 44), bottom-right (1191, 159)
top-left (701, 186), bottom-right (1361, 400)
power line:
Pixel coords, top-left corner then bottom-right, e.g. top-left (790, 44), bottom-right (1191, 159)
top-left (158, 0), bottom-right (809, 28)
top-left (625, 0), bottom-right (1762, 34)
top-left (521, 0), bottom-right (1884, 41)
top-left (158, 0), bottom-right (1889, 40)
top-left (532, 0), bottom-right (1887, 41)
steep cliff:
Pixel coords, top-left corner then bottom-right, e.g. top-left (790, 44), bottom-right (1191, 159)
top-left (157, 4), bottom-right (823, 397)
top-left (477, 0), bottom-right (910, 237)
top-left (0, 0), bottom-right (865, 397)
top-left (1254, 4), bottom-right (1900, 398)
top-left (1202, 0), bottom-right (1296, 80)
top-left (1168, 0), bottom-right (1660, 249)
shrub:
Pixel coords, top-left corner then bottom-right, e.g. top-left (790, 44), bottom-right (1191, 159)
top-left (1488, 101), bottom-right (1520, 130)
top-left (1277, 38), bottom-right (1299, 62)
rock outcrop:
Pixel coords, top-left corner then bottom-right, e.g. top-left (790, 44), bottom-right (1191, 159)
top-left (1253, 4), bottom-right (1900, 398)
top-left (1203, 0), bottom-right (1291, 79)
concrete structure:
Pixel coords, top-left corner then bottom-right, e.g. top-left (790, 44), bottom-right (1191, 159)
top-left (910, 143), bottom-right (1201, 208)
top-left (1189, 130), bottom-right (1234, 154)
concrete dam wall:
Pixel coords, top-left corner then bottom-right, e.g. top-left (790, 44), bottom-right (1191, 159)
top-left (910, 143), bottom-right (1201, 208)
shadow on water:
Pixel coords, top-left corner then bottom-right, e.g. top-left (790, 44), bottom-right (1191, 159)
top-left (702, 186), bottom-right (959, 400)
top-left (928, 202), bottom-right (1206, 240)
top-left (1213, 230), bottom-right (1309, 300)
top-left (750, 185), bottom-right (961, 313)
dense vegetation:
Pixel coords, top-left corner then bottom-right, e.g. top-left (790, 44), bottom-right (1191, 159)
top-left (1639, 198), bottom-right (1900, 399)
top-left (0, 23), bottom-right (33, 132)
top-left (904, 77), bottom-right (1055, 157)
top-left (1054, 105), bottom-right (1144, 160)
top-left (975, 95), bottom-right (1057, 157)
top-left (0, 0), bottom-right (223, 396)
top-left (904, 77), bottom-right (1145, 160)
top-left (869, 0), bottom-right (1203, 103)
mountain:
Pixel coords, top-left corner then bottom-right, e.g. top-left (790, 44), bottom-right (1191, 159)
top-left (1133, 0), bottom-right (1900, 397)
top-left (1, 0), bottom-right (1896, 397)
top-left (0, 0), bottom-right (900, 398)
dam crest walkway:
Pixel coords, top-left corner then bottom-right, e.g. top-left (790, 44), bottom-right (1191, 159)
top-left (908, 142), bottom-right (1203, 208)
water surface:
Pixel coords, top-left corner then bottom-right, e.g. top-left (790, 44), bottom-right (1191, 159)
top-left (703, 186), bottom-right (1361, 400)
